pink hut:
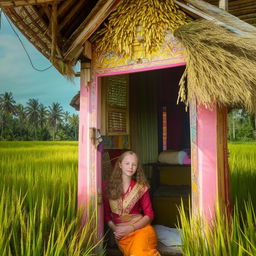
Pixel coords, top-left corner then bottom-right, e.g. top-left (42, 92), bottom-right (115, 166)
top-left (3, 0), bottom-right (256, 254)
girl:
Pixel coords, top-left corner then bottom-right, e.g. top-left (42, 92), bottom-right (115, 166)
top-left (103, 151), bottom-right (160, 256)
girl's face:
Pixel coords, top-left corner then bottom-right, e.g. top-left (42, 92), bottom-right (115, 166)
top-left (119, 153), bottom-right (138, 178)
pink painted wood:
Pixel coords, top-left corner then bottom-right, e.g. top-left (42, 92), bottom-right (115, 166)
top-left (78, 68), bottom-right (91, 225)
top-left (197, 104), bottom-right (218, 221)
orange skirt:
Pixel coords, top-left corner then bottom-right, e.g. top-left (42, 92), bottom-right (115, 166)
top-left (117, 225), bottom-right (161, 256)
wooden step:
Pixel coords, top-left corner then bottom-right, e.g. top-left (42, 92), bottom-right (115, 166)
top-left (106, 242), bottom-right (182, 256)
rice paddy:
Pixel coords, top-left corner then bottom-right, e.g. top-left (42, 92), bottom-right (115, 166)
top-left (0, 141), bottom-right (255, 255)
top-left (0, 141), bottom-right (101, 256)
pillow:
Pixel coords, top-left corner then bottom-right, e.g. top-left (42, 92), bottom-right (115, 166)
top-left (153, 225), bottom-right (182, 247)
top-left (158, 150), bottom-right (187, 165)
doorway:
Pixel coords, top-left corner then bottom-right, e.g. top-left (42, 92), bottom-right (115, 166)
top-left (99, 65), bottom-right (191, 254)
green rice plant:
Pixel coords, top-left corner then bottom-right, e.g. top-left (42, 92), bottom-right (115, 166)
top-left (178, 200), bottom-right (256, 256)
top-left (229, 142), bottom-right (256, 209)
top-left (177, 142), bottom-right (256, 255)
top-left (0, 141), bottom-right (104, 256)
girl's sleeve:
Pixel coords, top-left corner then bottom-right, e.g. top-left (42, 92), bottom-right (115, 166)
top-left (102, 182), bottom-right (112, 224)
top-left (140, 190), bottom-right (154, 220)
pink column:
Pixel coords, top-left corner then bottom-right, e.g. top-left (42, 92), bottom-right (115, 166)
top-left (78, 63), bottom-right (91, 224)
top-left (197, 104), bottom-right (218, 221)
top-left (77, 64), bottom-right (104, 241)
top-left (193, 103), bottom-right (231, 222)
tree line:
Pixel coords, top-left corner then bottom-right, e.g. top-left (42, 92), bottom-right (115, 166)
top-left (228, 109), bottom-right (256, 141)
top-left (1, 92), bottom-right (255, 142)
top-left (0, 92), bottom-right (79, 141)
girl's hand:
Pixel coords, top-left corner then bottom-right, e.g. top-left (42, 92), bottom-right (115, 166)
top-left (114, 225), bottom-right (134, 240)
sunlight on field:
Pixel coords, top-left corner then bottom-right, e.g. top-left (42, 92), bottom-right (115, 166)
top-left (0, 141), bottom-right (100, 256)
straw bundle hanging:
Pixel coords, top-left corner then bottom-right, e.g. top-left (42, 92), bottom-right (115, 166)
top-left (96, 0), bottom-right (189, 57)
top-left (174, 20), bottom-right (256, 113)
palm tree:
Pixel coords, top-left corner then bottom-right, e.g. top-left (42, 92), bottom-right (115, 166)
top-left (26, 98), bottom-right (40, 139)
top-left (0, 92), bottom-right (16, 114)
top-left (14, 104), bottom-right (28, 139)
top-left (38, 104), bottom-right (48, 129)
top-left (48, 102), bottom-right (63, 140)
top-left (63, 111), bottom-right (70, 124)
top-left (0, 92), bottom-right (16, 137)
top-left (68, 114), bottom-right (79, 140)
top-left (15, 104), bottom-right (26, 121)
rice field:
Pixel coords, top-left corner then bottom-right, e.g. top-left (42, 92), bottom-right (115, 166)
top-left (0, 141), bottom-right (255, 255)
top-left (0, 141), bottom-right (101, 256)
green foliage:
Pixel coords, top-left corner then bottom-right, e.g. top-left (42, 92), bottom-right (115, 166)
top-left (228, 109), bottom-right (256, 141)
top-left (0, 92), bottom-right (79, 141)
top-left (0, 141), bottom-right (103, 255)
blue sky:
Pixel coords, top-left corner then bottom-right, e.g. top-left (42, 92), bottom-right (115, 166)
top-left (0, 13), bottom-right (79, 114)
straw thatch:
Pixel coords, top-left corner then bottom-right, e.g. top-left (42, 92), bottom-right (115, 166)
top-left (95, 0), bottom-right (190, 57)
top-left (174, 19), bottom-right (256, 113)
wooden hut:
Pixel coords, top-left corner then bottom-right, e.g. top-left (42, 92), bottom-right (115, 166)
top-left (2, 0), bottom-right (256, 254)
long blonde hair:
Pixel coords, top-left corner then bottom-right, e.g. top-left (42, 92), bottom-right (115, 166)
top-left (105, 151), bottom-right (149, 200)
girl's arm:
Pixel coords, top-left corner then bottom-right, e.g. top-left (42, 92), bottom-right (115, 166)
top-left (114, 190), bottom-right (154, 240)
top-left (114, 215), bottom-right (151, 240)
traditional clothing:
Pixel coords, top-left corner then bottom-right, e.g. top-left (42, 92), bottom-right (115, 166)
top-left (103, 180), bottom-right (161, 256)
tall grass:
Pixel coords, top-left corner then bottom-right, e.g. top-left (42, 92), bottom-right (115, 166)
top-left (178, 142), bottom-right (256, 255)
top-left (0, 141), bottom-right (102, 256)
top-left (179, 200), bottom-right (256, 256)
top-left (229, 142), bottom-right (256, 208)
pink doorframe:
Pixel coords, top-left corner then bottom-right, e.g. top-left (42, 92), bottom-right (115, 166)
top-left (78, 59), bottom-right (230, 238)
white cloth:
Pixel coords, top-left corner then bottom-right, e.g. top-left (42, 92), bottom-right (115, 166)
top-left (153, 225), bottom-right (182, 247)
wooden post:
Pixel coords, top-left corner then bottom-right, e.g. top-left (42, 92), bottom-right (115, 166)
top-left (216, 106), bottom-right (231, 214)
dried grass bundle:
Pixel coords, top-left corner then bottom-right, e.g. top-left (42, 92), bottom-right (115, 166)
top-left (174, 20), bottom-right (256, 113)
top-left (96, 0), bottom-right (189, 57)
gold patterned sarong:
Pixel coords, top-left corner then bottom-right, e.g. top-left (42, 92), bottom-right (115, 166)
top-left (118, 224), bottom-right (161, 256)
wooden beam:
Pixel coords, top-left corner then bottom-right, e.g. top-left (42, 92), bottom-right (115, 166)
top-left (63, 0), bottom-right (120, 61)
top-left (59, 0), bottom-right (84, 31)
top-left (0, 0), bottom-right (62, 7)
top-left (174, 0), bottom-right (256, 35)
top-left (219, 0), bottom-right (228, 11)
top-left (58, 0), bottom-right (74, 17)
top-left (50, 3), bottom-right (57, 60)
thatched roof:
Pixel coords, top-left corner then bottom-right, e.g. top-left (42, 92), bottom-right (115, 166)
top-left (1, 0), bottom-right (256, 112)
top-left (1, 0), bottom-right (255, 76)
top-left (1, 0), bottom-right (119, 76)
